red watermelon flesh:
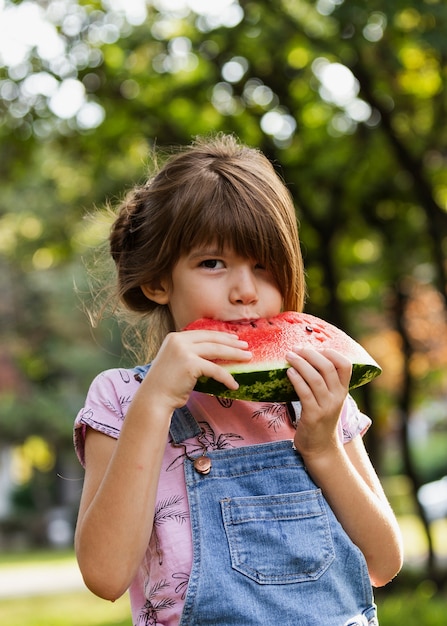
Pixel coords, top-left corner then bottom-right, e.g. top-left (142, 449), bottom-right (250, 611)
top-left (184, 311), bottom-right (381, 402)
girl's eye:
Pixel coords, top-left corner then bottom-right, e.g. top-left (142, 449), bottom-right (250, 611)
top-left (200, 259), bottom-right (224, 269)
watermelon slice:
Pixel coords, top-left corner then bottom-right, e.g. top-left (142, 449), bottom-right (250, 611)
top-left (184, 311), bottom-right (381, 402)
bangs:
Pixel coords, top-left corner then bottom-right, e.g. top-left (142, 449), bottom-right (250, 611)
top-left (174, 174), bottom-right (287, 274)
top-left (183, 205), bottom-right (277, 266)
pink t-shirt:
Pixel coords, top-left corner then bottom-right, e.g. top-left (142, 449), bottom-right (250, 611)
top-left (74, 367), bottom-right (371, 626)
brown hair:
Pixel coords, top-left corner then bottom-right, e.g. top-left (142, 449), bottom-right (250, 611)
top-left (108, 134), bottom-right (305, 361)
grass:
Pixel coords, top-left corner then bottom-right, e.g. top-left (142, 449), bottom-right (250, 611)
top-left (0, 550), bottom-right (131, 626)
top-left (376, 580), bottom-right (447, 626)
top-left (0, 591), bottom-right (131, 626)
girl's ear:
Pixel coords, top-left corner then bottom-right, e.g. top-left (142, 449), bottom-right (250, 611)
top-left (141, 282), bottom-right (170, 305)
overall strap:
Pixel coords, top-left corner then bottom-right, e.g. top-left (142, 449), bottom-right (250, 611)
top-left (132, 364), bottom-right (202, 443)
top-left (171, 406), bottom-right (203, 443)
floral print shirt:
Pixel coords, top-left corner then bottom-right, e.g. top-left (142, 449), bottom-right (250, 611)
top-left (74, 367), bottom-right (371, 626)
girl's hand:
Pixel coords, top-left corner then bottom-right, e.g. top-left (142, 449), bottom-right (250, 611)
top-left (142, 329), bottom-right (252, 411)
top-left (286, 348), bottom-right (352, 460)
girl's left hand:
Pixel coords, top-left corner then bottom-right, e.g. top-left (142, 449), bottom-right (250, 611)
top-left (286, 348), bottom-right (352, 460)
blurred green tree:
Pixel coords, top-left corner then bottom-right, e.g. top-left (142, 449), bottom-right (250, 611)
top-left (0, 0), bottom-right (446, 575)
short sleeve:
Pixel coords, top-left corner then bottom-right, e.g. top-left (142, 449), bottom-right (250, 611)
top-left (339, 394), bottom-right (371, 444)
top-left (74, 368), bottom-right (139, 467)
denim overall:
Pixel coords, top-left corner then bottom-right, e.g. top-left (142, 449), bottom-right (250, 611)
top-left (171, 408), bottom-right (378, 626)
top-left (135, 366), bottom-right (378, 626)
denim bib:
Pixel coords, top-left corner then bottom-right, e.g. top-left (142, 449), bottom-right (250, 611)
top-left (172, 408), bottom-right (378, 626)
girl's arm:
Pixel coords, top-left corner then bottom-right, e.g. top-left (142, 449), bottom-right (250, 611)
top-left (75, 330), bottom-right (251, 601)
top-left (301, 433), bottom-right (403, 587)
top-left (75, 395), bottom-right (173, 601)
top-left (287, 347), bottom-right (403, 588)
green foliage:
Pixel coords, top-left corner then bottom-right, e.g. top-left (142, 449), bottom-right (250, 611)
top-left (1, 0), bottom-right (447, 563)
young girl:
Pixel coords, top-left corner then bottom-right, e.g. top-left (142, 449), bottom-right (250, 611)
top-left (74, 134), bottom-right (403, 626)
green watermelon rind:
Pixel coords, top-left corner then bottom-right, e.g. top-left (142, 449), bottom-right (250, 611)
top-left (194, 362), bottom-right (382, 403)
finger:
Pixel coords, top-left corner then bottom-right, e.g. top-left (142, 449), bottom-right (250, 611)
top-left (286, 364), bottom-right (319, 406)
top-left (204, 362), bottom-right (241, 391)
top-left (304, 348), bottom-right (352, 390)
top-left (184, 329), bottom-right (249, 348)
top-left (169, 330), bottom-right (252, 363)
top-left (199, 343), bottom-right (253, 363)
top-left (319, 348), bottom-right (352, 388)
top-left (285, 350), bottom-right (347, 412)
top-left (287, 348), bottom-right (351, 390)
top-left (286, 350), bottom-right (332, 395)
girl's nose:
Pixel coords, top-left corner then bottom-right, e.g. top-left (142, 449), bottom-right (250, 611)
top-left (229, 268), bottom-right (258, 304)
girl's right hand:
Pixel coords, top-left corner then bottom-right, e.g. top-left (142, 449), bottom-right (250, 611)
top-left (141, 330), bottom-right (252, 411)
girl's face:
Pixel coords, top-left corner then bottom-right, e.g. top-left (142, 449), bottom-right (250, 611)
top-left (145, 245), bottom-right (283, 330)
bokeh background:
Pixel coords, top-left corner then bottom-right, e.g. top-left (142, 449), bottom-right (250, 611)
top-left (0, 0), bottom-right (446, 624)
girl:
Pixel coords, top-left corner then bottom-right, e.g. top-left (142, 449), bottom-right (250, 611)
top-left (74, 134), bottom-right (402, 626)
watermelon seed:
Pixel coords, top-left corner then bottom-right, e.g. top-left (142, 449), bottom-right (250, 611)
top-left (305, 325), bottom-right (313, 333)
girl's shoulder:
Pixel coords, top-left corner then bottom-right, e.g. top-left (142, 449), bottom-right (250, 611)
top-left (74, 366), bottom-right (144, 467)
top-left (81, 366), bottom-right (145, 416)
top-left (89, 365), bottom-right (145, 389)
